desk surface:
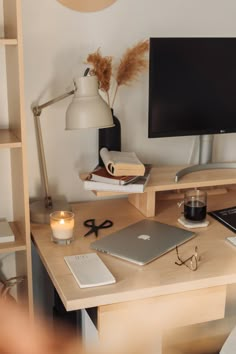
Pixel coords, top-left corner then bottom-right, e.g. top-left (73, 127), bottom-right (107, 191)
top-left (31, 191), bottom-right (236, 311)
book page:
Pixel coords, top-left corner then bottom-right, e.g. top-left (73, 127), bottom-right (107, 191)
top-left (100, 148), bottom-right (145, 176)
top-left (100, 148), bottom-right (113, 173)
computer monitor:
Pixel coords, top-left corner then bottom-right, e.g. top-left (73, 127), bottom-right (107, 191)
top-left (148, 37), bottom-right (236, 180)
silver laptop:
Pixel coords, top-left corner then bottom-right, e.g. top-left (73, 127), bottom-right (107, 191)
top-left (90, 219), bottom-right (195, 265)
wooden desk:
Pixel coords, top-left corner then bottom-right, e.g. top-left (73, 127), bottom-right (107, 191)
top-left (31, 192), bottom-right (236, 352)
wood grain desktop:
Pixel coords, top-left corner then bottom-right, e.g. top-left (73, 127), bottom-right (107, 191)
top-left (31, 191), bottom-right (236, 352)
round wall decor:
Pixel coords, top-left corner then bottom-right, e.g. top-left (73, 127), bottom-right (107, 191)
top-left (57, 0), bottom-right (117, 12)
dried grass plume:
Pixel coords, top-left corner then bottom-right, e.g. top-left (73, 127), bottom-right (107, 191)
top-left (86, 49), bottom-right (112, 105)
top-left (112, 39), bottom-right (149, 107)
top-left (116, 39), bottom-right (149, 86)
top-left (86, 39), bottom-right (149, 108)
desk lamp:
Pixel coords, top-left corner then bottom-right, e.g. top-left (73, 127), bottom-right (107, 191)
top-left (30, 75), bottom-right (114, 224)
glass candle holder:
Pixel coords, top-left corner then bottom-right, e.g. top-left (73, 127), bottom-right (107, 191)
top-left (50, 211), bottom-right (75, 245)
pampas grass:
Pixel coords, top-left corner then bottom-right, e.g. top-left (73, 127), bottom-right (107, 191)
top-left (86, 49), bottom-right (113, 106)
top-left (112, 39), bottom-right (149, 107)
top-left (86, 39), bottom-right (149, 108)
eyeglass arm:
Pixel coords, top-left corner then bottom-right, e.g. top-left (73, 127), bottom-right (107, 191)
top-left (32, 86), bottom-right (76, 209)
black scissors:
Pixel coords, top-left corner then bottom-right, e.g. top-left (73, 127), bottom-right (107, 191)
top-left (83, 219), bottom-right (113, 237)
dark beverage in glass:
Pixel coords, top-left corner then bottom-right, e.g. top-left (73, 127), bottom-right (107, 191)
top-left (184, 200), bottom-right (206, 222)
top-left (182, 189), bottom-right (207, 222)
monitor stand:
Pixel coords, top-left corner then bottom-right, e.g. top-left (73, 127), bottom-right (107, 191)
top-left (175, 134), bottom-right (236, 182)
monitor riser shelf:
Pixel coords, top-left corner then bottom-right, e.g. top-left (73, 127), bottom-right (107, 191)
top-left (92, 165), bottom-right (236, 217)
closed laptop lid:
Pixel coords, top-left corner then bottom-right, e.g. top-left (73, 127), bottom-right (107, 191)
top-left (90, 219), bottom-right (195, 265)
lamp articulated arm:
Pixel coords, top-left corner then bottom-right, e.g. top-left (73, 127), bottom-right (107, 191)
top-left (32, 87), bottom-right (76, 209)
top-left (30, 75), bottom-right (114, 224)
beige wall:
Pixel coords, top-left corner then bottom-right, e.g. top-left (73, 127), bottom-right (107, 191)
top-left (21, 0), bottom-right (236, 204)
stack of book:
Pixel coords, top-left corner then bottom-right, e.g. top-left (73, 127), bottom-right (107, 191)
top-left (83, 148), bottom-right (151, 193)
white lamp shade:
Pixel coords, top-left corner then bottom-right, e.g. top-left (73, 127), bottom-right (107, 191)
top-left (66, 76), bottom-right (114, 129)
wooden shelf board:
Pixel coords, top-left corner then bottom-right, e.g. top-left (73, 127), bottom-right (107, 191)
top-left (0, 222), bottom-right (26, 253)
top-left (0, 130), bottom-right (21, 148)
top-left (80, 166), bottom-right (236, 197)
top-left (0, 38), bottom-right (17, 45)
top-left (145, 165), bottom-right (236, 191)
top-left (0, 242), bottom-right (26, 253)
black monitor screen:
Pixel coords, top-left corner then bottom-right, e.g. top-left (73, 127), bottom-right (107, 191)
top-left (148, 37), bottom-right (236, 138)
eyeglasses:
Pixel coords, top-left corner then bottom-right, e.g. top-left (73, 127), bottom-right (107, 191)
top-left (175, 245), bottom-right (199, 271)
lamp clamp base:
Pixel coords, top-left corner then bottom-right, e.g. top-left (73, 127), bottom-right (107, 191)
top-left (45, 196), bottom-right (53, 209)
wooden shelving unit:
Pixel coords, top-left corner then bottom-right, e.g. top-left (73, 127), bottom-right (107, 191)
top-left (0, 0), bottom-right (33, 314)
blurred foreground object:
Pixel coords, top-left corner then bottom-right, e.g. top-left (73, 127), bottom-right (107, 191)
top-left (0, 298), bottom-right (84, 354)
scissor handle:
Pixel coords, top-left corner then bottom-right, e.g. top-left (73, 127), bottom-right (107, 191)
top-left (99, 219), bottom-right (113, 229)
top-left (83, 219), bottom-right (95, 227)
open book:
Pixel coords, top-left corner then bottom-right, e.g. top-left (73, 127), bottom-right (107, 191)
top-left (100, 147), bottom-right (145, 176)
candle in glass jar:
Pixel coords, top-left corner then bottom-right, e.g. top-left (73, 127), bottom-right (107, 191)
top-left (50, 211), bottom-right (74, 244)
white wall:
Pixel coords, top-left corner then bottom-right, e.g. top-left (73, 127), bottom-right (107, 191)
top-left (21, 0), bottom-right (236, 203)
